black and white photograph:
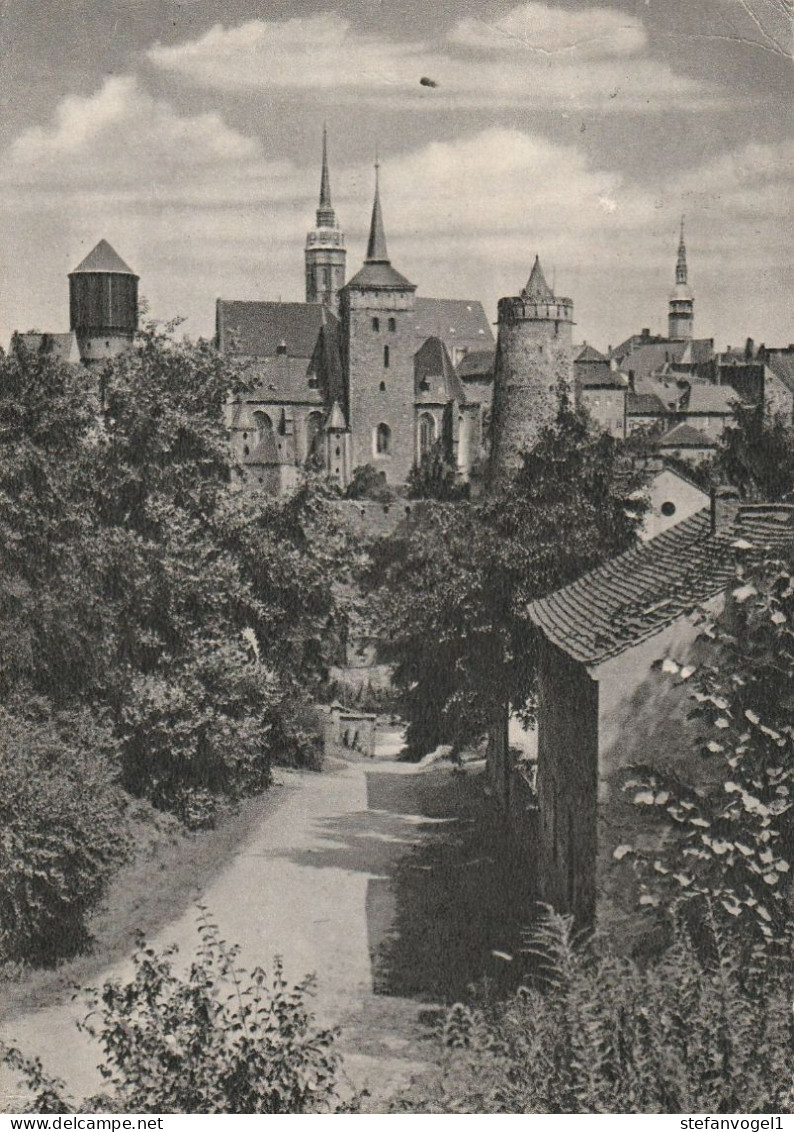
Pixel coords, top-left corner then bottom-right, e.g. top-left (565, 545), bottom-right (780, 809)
top-left (0, 0), bottom-right (792, 1120)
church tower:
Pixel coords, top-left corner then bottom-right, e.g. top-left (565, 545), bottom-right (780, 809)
top-left (305, 126), bottom-right (346, 312)
top-left (339, 163), bottom-right (417, 485)
top-left (489, 255), bottom-right (574, 480)
top-left (668, 216), bottom-right (694, 340)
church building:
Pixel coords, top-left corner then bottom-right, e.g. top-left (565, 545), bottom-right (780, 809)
top-left (218, 131), bottom-right (494, 494)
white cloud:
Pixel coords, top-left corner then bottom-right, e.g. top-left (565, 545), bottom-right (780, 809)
top-left (449, 3), bottom-right (648, 58)
top-left (0, 77), bottom-right (789, 353)
top-left (147, 7), bottom-right (715, 113)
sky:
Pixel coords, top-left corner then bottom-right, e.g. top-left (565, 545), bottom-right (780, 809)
top-left (0, 0), bottom-right (791, 351)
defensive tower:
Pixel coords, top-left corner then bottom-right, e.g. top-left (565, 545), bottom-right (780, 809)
top-left (69, 239), bottom-right (138, 363)
top-left (489, 255), bottom-right (574, 479)
top-left (339, 162), bottom-right (417, 485)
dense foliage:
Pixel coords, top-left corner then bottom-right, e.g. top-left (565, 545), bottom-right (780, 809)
top-left (392, 911), bottom-right (793, 1114)
top-left (0, 706), bottom-right (126, 962)
top-left (0, 331), bottom-right (351, 959)
top-left (618, 549), bottom-right (794, 954)
top-left (363, 404), bottom-right (643, 756)
top-left (407, 440), bottom-right (470, 501)
top-left (716, 406), bottom-right (794, 502)
top-left (1, 913), bottom-right (346, 1113)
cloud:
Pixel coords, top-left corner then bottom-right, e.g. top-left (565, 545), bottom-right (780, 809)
top-left (147, 6), bottom-right (716, 113)
top-left (0, 75), bottom-right (789, 353)
top-left (449, 3), bottom-right (648, 58)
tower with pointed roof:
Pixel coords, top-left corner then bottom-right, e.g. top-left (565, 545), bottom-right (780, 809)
top-left (668, 216), bottom-right (694, 341)
top-left (339, 163), bottom-right (417, 485)
top-left (69, 238), bottom-right (138, 363)
top-left (305, 127), bottom-right (346, 313)
top-left (489, 255), bottom-right (574, 478)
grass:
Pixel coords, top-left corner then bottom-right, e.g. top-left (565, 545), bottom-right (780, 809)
top-left (0, 779), bottom-right (295, 1024)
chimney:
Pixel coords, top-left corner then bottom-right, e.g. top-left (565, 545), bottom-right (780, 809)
top-left (709, 484), bottom-right (741, 535)
top-left (641, 328), bottom-right (650, 340)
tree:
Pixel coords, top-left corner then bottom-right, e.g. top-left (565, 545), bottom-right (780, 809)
top-left (618, 547), bottom-right (794, 955)
top-left (715, 406), bottom-right (794, 502)
top-left (363, 403), bottom-right (644, 757)
top-left (407, 440), bottom-right (469, 501)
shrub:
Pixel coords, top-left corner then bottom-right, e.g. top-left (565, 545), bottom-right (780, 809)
top-left (1, 912), bottom-right (346, 1114)
top-left (392, 910), bottom-right (794, 1114)
top-left (0, 707), bottom-right (126, 962)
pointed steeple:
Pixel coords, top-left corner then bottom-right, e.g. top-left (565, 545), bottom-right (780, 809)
top-left (316, 124), bottom-right (337, 228)
top-left (365, 159), bottom-right (389, 263)
top-left (675, 215), bottom-right (687, 285)
top-left (521, 255), bottom-right (554, 302)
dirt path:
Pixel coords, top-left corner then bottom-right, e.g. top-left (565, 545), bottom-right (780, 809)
top-left (1, 733), bottom-right (481, 1112)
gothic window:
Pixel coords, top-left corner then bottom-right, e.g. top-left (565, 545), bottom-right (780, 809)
top-left (379, 381), bottom-right (386, 392)
top-left (388, 317), bottom-right (396, 332)
top-left (305, 410), bottom-right (325, 459)
top-left (419, 412), bottom-right (435, 457)
top-left (372, 317), bottom-right (380, 331)
top-left (383, 345), bottom-right (390, 368)
top-left (375, 423), bottom-right (391, 455)
top-left (252, 411), bottom-right (273, 439)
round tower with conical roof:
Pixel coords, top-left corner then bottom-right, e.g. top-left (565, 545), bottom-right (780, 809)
top-left (69, 239), bottom-right (138, 363)
top-left (305, 127), bottom-right (346, 313)
top-left (489, 256), bottom-right (574, 478)
top-left (668, 216), bottom-right (694, 341)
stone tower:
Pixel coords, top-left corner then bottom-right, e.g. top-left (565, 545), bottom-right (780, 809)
top-left (489, 256), bottom-right (574, 479)
top-left (305, 126), bottom-right (346, 313)
top-left (339, 164), bottom-right (417, 485)
top-left (668, 216), bottom-right (694, 341)
top-left (69, 239), bottom-right (138, 363)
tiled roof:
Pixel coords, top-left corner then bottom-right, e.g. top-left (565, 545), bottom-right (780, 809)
top-left (71, 239), bottom-right (136, 275)
top-left (765, 350), bottom-right (794, 395)
top-left (216, 300), bottom-right (324, 359)
top-left (627, 391), bottom-right (667, 415)
top-left (346, 261), bottom-right (415, 290)
top-left (576, 344), bottom-right (609, 363)
top-left (456, 349), bottom-right (495, 379)
top-left (528, 505), bottom-right (794, 667)
top-left (246, 357), bottom-right (324, 404)
top-left (413, 298), bottom-right (494, 351)
top-left (657, 422), bottom-right (715, 448)
top-left (576, 361), bottom-right (627, 389)
top-left (685, 383), bottom-right (738, 415)
top-left (414, 336), bottom-right (466, 402)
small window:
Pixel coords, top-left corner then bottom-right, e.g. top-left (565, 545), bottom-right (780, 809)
top-left (661, 501), bottom-right (677, 517)
top-left (375, 423), bottom-right (391, 455)
top-left (379, 381), bottom-right (386, 392)
top-left (372, 317), bottom-right (380, 332)
top-left (243, 445), bottom-right (250, 456)
top-left (384, 345), bottom-right (390, 368)
top-left (388, 317), bottom-right (396, 332)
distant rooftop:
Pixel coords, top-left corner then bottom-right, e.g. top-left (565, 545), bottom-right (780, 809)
top-left (70, 239), bottom-right (137, 276)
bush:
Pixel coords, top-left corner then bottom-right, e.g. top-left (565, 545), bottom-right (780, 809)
top-left (393, 910), bottom-right (794, 1114)
top-left (1, 912), bottom-right (347, 1114)
top-left (0, 707), bottom-right (127, 962)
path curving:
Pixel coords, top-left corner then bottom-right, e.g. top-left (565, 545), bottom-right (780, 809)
top-left (1, 732), bottom-right (467, 1112)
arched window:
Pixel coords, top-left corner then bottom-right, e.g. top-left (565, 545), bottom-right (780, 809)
top-left (383, 345), bottom-right (390, 368)
top-left (375, 423), bottom-right (391, 455)
top-left (419, 412), bottom-right (436, 457)
top-left (252, 411), bottom-right (273, 436)
top-left (388, 317), bottom-right (396, 332)
top-left (372, 317), bottom-right (380, 332)
top-left (305, 410), bottom-right (325, 459)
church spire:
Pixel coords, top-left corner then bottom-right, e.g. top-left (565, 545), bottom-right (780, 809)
top-left (365, 159), bottom-right (389, 263)
top-left (676, 215), bottom-right (687, 285)
top-left (316, 124), bottom-right (336, 228)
